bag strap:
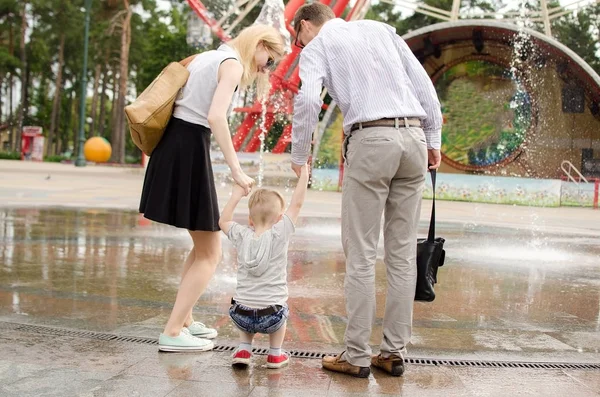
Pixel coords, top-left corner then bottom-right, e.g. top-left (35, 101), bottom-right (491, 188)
top-left (179, 54), bottom-right (198, 67)
top-left (427, 170), bottom-right (437, 243)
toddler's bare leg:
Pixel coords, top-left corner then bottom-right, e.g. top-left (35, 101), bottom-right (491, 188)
top-left (240, 330), bottom-right (255, 345)
top-left (269, 322), bottom-right (287, 349)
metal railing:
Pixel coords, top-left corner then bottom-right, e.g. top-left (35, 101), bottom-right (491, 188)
top-left (561, 160), bottom-right (589, 184)
top-left (561, 160), bottom-right (599, 209)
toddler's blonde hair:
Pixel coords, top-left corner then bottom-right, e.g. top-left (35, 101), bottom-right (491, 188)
top-left (248, 189), bottom-right (285, 226)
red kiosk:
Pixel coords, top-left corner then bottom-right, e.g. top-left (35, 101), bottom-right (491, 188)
top-left (21, 126), bottom-right (45, 161)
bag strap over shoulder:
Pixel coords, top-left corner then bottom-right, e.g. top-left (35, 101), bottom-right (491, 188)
top-left (179, 54), bottom-right (198, 68)
top-left (427, 170), bottom-right (437, 243)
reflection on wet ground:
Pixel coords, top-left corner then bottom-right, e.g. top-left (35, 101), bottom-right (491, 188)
top-left (1, 208), bottom-right (599, 357)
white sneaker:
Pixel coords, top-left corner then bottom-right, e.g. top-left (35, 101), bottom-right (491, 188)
top-left (185, 321), bottom-right (218, 339)
top-left (158, 331), bottom-right (214, 352)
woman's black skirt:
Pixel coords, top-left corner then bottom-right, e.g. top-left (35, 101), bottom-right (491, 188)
top-left (139, 117), bottom-right (220, 231)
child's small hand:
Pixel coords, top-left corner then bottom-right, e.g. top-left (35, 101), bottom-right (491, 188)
top-left (300, 164), bottom-right (309, 176)
top-left (298, 164), bottom-right (310, 181)
top-left (232, 183), bottom-right (247, 198)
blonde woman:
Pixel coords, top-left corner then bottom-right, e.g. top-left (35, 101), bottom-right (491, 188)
top-left (140, 25), bottom-right (286, 352)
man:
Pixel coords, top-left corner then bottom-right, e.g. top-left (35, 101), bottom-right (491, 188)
top-left (290, 3), bottom-right (443, 378)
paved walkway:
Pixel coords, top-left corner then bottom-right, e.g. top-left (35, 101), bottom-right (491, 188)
top-left (1, 328), bottom-right (599, 397)
top-left (1, 160), bottom-right (599, 234)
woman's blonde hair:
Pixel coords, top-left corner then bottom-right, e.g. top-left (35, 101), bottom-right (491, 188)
top-left (228, 24), bottom-right (286, 98)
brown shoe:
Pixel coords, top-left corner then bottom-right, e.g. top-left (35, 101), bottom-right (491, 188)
top-left (371, 354), bottom-right (405, 377)
top-left (322, 353), bottom-right (370, 378)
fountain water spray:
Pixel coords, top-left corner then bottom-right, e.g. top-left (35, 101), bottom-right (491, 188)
top-left (257, 98), bottom-right (269, 188)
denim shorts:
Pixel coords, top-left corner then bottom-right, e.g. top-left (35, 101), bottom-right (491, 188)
top-left (229, 303), bottom-right (289, 335)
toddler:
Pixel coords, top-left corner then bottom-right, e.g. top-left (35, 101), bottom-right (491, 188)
top-left (219, 165), bottom-right (309, 368)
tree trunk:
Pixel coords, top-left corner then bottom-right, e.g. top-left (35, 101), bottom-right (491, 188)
top-left (18, 63), bottom-right (32, 148)
top-left (9, 73), bottom-right (14, 150)
top-left (8, 24), bottom-right (15, 150)
top-left (47, 32), bottom-right (66, 156)
top-left (16, 1), bottom-right (28, 153)
top-left (70, 86), bottom-right (78, 156)
top-left (62, 82), bottom-right (74, 155)
top-left (110, 64), bottom-right (119, 155)
top-left (89, 63), bottom-right (102, 137)
top-left (111, 0), bottom-right (132, 164)
top-left (97, 67), bottom-right (108, 138)
top-left (0, 77), bottom-right (3, 124)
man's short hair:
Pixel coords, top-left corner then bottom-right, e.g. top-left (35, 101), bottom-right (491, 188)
top-left (293, 3), bottom-right (335, 36)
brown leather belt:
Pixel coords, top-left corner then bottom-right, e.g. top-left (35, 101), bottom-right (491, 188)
top-left (350, 117), bottom-right (421, 132)
top-left (230, 298), bottom-right (282, 317)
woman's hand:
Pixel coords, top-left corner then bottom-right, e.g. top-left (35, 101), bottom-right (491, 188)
top-left (232, 169), bottom-right (255, 195)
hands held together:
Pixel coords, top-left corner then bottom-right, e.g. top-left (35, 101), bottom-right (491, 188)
top-left (291, 162), bottom-right (309, 178)
top-left (233, 162), bottom-right (310, 199)
top-left (231, 169), bottom-right (254, 197)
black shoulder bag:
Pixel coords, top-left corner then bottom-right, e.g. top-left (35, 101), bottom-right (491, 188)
top-left (415, 170), bottom-right (446, 302)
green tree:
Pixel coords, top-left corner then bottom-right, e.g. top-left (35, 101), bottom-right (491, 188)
top-left (16, 1), bottom-right (27, 152)
top-left (30, 0), bottom-right (83, 156)
top-left (0, 0), bottom-right (21, 142)
top-left (130, 4), bottom-right (193, 94)
top-left (316, 109), bottom-right (343, 169)
top-left (552, 5), bottom-right (600, 75)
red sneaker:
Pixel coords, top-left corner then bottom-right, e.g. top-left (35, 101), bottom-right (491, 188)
top-left (232, 349), bottom-right (252, 368)
top-left (266, 352), bottom-right (290, 369)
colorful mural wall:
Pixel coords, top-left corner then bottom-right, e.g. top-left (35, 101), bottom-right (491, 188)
top-left (311, 168), bottom-right (597, 208)
top-left (436, 60), bottom-right (532, 171)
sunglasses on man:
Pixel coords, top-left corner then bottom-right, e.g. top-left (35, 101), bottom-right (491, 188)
top-left (294, 20), bottom-right (306, 49)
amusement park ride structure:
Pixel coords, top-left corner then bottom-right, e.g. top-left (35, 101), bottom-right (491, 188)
top-left (185, 0), bottom-right (600, 154)
top-left (186, 0), bottom-right (371, 154)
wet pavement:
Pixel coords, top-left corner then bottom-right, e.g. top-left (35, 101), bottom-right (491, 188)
top-left (1, 207), bottom-right (600, 359)
top-left (2, 328), bottom-right (598, 397)
top-left (1, 160), bottom-right (600, 395)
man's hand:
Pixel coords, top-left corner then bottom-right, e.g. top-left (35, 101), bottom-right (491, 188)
top-left (428, 149), bottom-right (441, 170)
top-left (291, 162), bottom-right (304, 178)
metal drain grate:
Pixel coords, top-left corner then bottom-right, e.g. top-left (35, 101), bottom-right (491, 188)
top-left (2, 321), bottom-right (599, 370)
top-left (402, 358), bottom-right (600, 370)
top-left (0, 321), bottom-right (157, 345)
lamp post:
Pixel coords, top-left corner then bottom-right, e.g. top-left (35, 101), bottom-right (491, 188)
top-left (75, 0), bottom-right (92, 167)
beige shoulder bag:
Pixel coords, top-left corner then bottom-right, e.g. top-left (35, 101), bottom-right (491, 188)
top-left (125, 55), bottom-right (197, 156)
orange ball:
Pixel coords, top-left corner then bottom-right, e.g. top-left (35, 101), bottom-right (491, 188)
top-left (84, 137), bottom-right (112, 163)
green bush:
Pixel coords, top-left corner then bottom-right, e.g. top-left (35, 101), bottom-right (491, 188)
top-left (265, 121), bottom-right (285, 152)
top-left (0, 151), bottom-right (21, 160)
top-left (315, 109), bottom-right (343, 169)
top-left (44, 155), bottom-right (70, 163)
top-left (125, 155), bottom-right (142, 165)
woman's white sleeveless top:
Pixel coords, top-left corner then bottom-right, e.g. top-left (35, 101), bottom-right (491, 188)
top-left (173, 45), bottom-right (240, 128)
